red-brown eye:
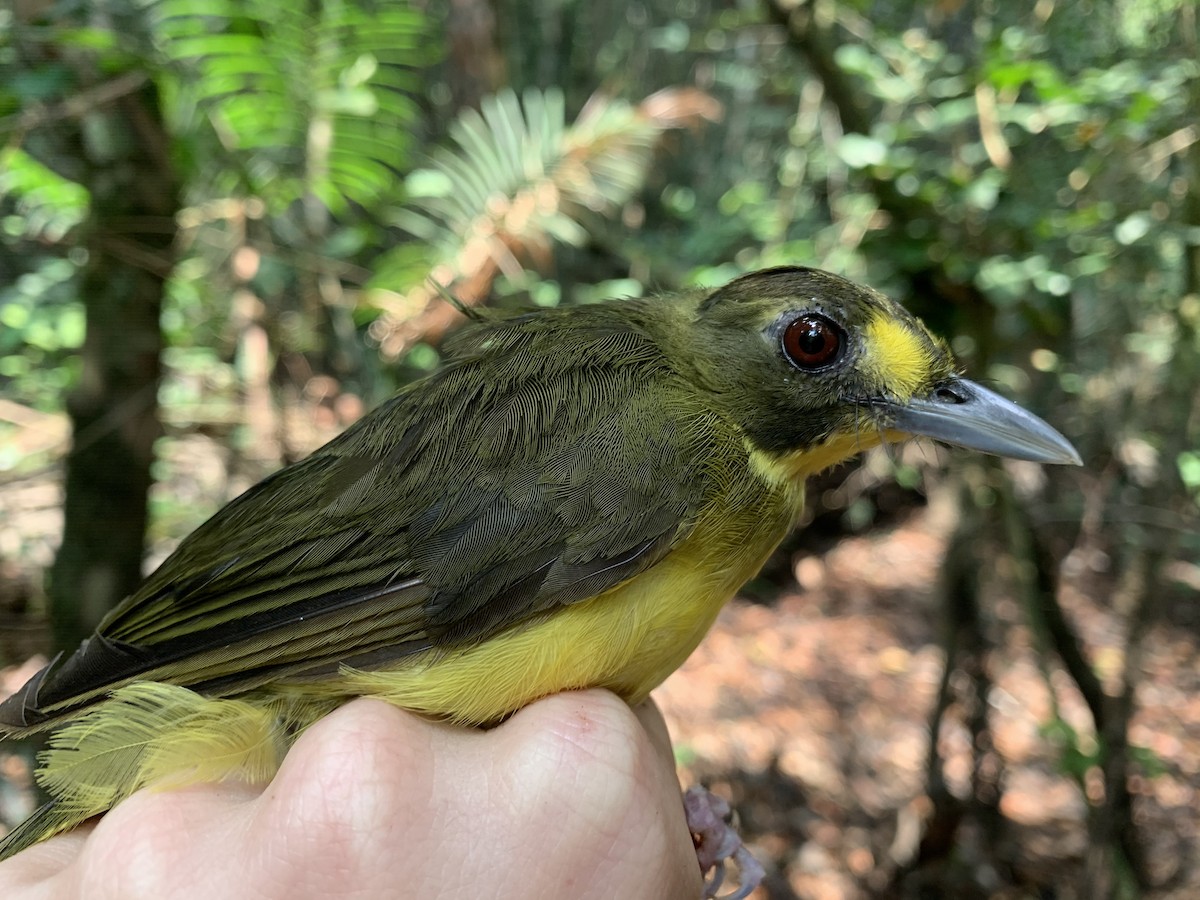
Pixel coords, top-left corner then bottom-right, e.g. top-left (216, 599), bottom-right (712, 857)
top-left (782, 314), bottom-right (843, 370)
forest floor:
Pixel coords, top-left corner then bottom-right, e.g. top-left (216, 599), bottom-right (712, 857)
top-left (655, 499), bottom-right (1200, 899)
top-left (0, 435), bottom-right (1198, 899)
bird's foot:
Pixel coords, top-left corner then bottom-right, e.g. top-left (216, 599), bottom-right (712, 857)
top-left (684, 785), bottom-right (764, 900)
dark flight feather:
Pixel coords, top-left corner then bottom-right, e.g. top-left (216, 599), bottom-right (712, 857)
top-left (0, 302), bottom-right (715, 731)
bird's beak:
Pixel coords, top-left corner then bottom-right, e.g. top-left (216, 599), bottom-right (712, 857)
top-left (879, 377), bottom-right (1082, 465)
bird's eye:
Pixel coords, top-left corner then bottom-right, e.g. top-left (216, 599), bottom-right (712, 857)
top-left (782, 314), bottom-right (843, 370)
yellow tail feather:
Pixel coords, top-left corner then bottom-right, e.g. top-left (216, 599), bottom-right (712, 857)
top-left (0, 800), bottom-right (72, 861)
top-left (0, 683), bottom-right (289, 860)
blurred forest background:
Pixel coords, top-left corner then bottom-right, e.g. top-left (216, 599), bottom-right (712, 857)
top-left (1, 0), bottom-right (1198, 897)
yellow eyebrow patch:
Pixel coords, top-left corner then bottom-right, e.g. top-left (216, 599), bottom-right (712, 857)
top-left (863, 313), bottom-right (936, 401)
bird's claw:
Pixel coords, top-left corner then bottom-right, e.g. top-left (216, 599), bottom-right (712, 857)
top-left (684, 785), bottom-right (765, 900)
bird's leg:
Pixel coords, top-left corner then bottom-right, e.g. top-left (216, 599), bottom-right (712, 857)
top-left (684, 785), bottom-right (765, 900)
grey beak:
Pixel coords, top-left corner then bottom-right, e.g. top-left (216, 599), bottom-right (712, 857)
top-left (881, 377), bottom-right (1082, 466)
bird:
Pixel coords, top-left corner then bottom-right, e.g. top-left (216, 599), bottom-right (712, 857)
top-left (0, 265), bottom-right (1080, 868)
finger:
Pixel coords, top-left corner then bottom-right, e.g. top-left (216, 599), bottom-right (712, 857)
top-left (248, 698), bottom-right (444, 898)
top-left (630, 696), bottom-right (677, 770)
top-left (67, 780), bottom-right (265, 900)
top-left (0, 826), bottom-right (91, 895)
top-left (494, 690), bottom-right (701, 900)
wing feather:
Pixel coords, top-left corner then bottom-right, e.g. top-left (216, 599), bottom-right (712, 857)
top-left (0, 302), bottom-right (719, 730)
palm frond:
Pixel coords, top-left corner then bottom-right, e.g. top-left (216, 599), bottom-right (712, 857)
top-left (368, 86), bottom-right (722, 358)
top-left (141, 0), bottom-right (433, 214)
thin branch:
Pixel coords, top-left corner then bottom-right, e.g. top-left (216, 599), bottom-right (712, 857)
top-left (0, 71), bottom-right (150, 141)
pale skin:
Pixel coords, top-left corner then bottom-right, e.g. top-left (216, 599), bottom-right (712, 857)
top-left (0, 691), bottom-right (702, 899)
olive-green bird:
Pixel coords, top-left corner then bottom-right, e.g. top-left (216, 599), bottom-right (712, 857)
top-left (0, 266), bottom-right (1080, 861)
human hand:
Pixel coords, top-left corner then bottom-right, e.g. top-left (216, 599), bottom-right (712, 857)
top-left (0, 690), bottom-right (701, 899)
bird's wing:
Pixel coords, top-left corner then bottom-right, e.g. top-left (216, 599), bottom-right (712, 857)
top-left (1, 316), bottom-right (721, 728)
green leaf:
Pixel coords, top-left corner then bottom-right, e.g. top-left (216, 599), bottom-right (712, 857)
top-left (147, 0), bottom-right (431, 213)
top-left (1114, 212), bottom-right (1152, 245)
top-left (837, 134), bottom-right (886, 168)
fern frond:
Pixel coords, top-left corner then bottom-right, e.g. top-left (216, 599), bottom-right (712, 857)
top-left (367, 86), bottom-right (722, 357)
top-left (141, 0), bottom-right (433, 213)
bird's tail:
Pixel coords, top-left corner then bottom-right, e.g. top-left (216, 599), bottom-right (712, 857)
top-left (0, 799), bottom-right (73, 861)
top-left (0, 682), bottom-right (290, 862)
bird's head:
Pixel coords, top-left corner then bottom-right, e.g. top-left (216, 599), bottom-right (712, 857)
top-left (677, 266), bottom-right (1080, 481)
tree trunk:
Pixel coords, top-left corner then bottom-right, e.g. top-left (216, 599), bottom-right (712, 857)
top-left (49, 83), bottom-right (178, 652)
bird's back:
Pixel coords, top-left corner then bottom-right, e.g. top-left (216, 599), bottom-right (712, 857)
top-left (0, 293), bottom-right (793, 733)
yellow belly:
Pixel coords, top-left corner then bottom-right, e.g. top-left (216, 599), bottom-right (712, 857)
top-left (328, 506), bottom-right (796, 725)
